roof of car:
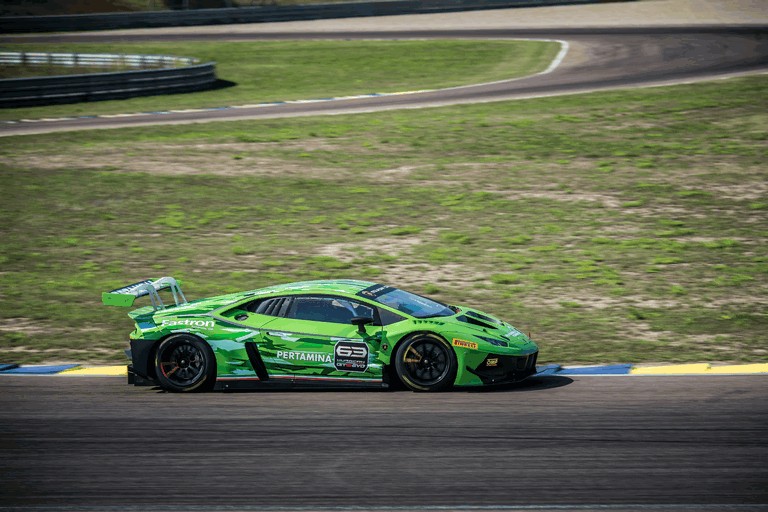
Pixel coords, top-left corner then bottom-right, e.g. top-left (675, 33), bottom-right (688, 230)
top-left (249, 279), bottom-right (378, 297)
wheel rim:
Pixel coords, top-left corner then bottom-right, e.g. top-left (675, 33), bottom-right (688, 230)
top-left (159, 341), bottom-right (206, 387)
top-left (401, 338), bottom-right (450, 387)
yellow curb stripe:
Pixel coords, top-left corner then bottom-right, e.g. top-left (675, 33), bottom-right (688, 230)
top-left (707, 364), bottom-right (768, 374)
top-left (630, 363), bottom-right (768, 375)
top-left (60, 366), bottom-right (127, 376)
top-left (630, 363), bottom-right (711, 375)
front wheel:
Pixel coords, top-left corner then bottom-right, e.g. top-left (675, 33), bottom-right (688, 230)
top-left (154, 334), bottom-right (216, 392)
top-left (394, 334), bottom-right (457, 392)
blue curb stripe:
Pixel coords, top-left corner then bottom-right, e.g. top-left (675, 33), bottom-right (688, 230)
top-left (0, 363), bottom-right (20, 372)
top-left (558, 364), bottom-right (633, 375)
top-left (0, 364), bottom-right (80, 374)
top-left (534, 364), bottom-right (562, 376)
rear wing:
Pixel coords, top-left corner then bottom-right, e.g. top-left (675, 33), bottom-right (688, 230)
top-left (102, 277), bottom-right (187, 310)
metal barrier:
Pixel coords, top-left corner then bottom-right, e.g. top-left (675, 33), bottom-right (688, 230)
top-left (0, 0), bottom-right (603, 33)
top-left (0, 51), bottom-right (197, 68)
top-left (0, 52), bottom-right (216, 107)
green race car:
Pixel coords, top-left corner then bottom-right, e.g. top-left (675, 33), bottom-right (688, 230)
top-left (103, 277), bottom-right (539, 392)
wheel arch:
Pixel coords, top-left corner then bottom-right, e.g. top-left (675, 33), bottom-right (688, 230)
top-left (391, 329), bottom-right (452, 353)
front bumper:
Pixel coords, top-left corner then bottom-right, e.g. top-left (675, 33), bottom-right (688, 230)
top-left (467, 351), bottom-right (538, 385)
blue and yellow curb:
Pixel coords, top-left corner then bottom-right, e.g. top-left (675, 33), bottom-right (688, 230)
top-left (0, 364), bottom-right (125, 376)
top-left (552, 363), bottom-right (768, 376)
top-left (59, 365), bottom-right (129, 376)
top-left (0, 363), bottom-right (766, 377)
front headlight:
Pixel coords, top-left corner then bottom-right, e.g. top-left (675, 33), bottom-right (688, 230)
top-left (477, 335), bottom-right (508, 347)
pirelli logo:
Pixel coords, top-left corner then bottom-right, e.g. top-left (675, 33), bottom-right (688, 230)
top-left (452, 338), bottom-right (478, 350)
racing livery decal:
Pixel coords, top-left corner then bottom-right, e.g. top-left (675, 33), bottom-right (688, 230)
top-left (277, 351), bottom-right (333, 363)
top-left (334, 341), bottom-right (369, 372)
top-left (453, 338), bottom-right (479, 350)
top-left (161, 318), bottom-right (215, 330)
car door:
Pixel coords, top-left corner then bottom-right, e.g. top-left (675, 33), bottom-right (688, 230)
top-left (209, 299), bottom-right (287, 380)
top-left (259, 295), bottom-right (384, 383)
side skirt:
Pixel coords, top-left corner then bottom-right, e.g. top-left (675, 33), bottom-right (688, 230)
top-left (215, 375), bottom-right (386, 391)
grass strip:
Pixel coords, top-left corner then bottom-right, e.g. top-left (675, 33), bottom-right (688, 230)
top-left (0, 75), bottom-right (765, 364)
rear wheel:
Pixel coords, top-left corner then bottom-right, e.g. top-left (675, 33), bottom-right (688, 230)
top-left (154, 334), bottom-right (216, 392)
top-left (394, 334), bottom-right (457, 392)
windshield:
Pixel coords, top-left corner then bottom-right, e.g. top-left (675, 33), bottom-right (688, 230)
top-left (358, 284), bottom-right (454, 319)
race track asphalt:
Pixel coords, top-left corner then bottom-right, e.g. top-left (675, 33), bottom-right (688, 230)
top-left (1, 375), bottom-right (766, 511)
top-left (1, 26), bottom-right (767, 136)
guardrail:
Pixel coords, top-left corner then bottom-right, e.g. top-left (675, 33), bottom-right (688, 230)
top-left (0, 52), bottom-right (217, 108)
top-left (0, 0), bottom-right (604, 33)
top-left (0, 52), bottom-right (200, 69)
top-left (0, 51), bottom-right (198, 69)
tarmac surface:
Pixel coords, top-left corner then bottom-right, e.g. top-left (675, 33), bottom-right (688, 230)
top-left (1, 375), bottom-right (767, 511)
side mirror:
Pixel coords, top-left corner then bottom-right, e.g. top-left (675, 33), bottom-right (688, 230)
top-left (350, 316), bottom-right (374, 334)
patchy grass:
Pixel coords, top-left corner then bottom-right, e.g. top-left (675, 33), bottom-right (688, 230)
top-left (0, 75), bottom-right (766, 364)
top-left (0, 39), bottom-right (559, 121)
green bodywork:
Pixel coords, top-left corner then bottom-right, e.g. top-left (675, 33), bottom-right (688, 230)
top-left (107, 279), bottom-right (539, 388)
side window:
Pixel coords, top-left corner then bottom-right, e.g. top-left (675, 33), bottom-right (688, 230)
top-left (378, 308), bottom-right (406, 326)
top-left (246, 297), bottom-right (290, 317)
top-left (286, 296), bottom-right (374, 324)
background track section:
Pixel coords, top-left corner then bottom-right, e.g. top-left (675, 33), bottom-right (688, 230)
top-left (2, 27), bottom-right (767, 136)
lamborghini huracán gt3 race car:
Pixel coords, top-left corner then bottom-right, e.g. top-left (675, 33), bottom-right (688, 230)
top-left (103, 277), bottom-right (539, 392)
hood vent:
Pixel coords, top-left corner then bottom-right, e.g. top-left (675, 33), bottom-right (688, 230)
top-left (456, 314), bottom-right (497, 330)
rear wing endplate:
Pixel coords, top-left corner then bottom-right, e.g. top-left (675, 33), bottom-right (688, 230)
top-left (102, 277), bottom-right (187, 310)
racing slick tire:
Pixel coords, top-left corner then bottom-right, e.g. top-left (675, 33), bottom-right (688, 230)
top-left (394, 333), bottom-right (457, 392)
top-left (154, 334), bottom-right (216, 392)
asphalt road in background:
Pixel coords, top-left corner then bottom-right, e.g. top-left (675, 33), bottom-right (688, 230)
top-left (2, 26), bottom-right (767, 136)
top-left (1, 375), bottom-right (766, 511)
